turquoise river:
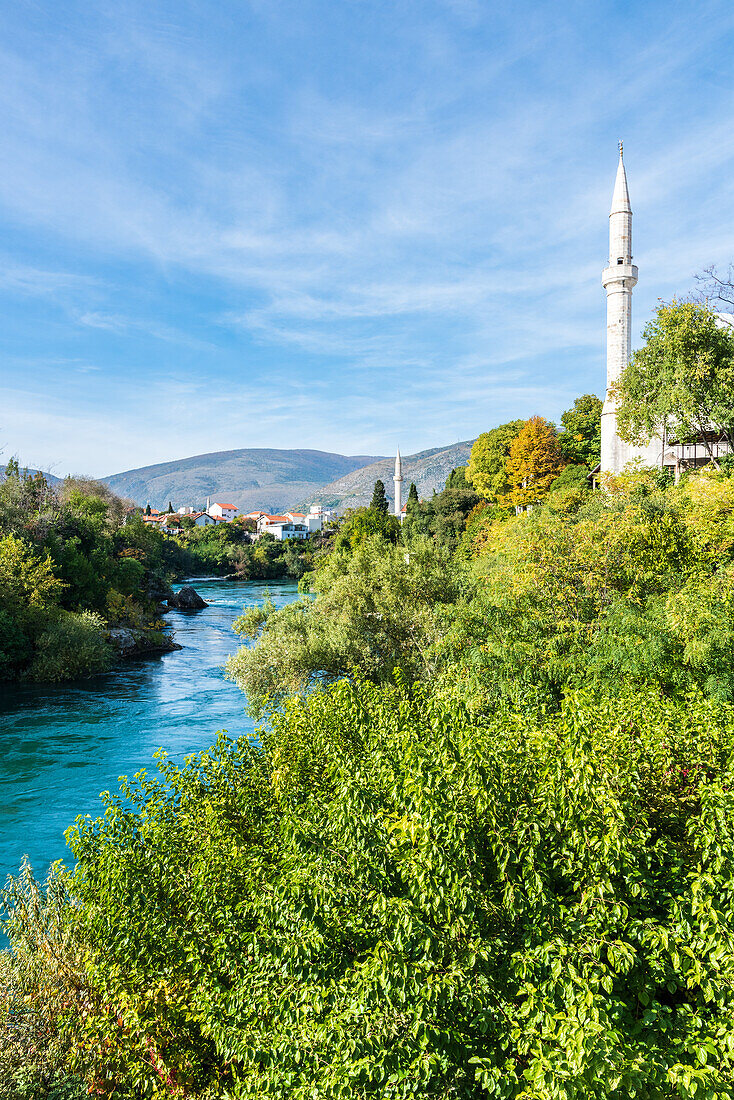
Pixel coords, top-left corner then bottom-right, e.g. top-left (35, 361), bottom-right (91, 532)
top-left (0, 577), bottom-right (299, 887)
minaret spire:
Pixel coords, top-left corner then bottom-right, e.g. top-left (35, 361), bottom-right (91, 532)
top-left (599, 144), bottom-right (661, 474)
top-left (601, 143), bottom-right (638, 473)
top-left (610, 144), bottom-right (632, 220)
top-left (393, 446), bottom-right (404, 520)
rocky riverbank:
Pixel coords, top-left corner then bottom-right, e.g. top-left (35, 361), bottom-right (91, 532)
top-left (108, 627), bottom-right (182, 659)
top-left (108, 584), bottom-right (207, 659)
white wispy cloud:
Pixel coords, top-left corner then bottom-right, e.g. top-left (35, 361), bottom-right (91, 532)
top-left (2, 0), bottom-right (734, 472)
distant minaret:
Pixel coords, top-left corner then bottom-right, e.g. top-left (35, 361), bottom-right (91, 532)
top-left (393, 447), bottom-right (404, 519)
top-left (600, 143), bottom-right (660, 473)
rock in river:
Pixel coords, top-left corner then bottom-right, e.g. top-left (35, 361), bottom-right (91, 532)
top-left (168, 585), bottom-right (208, 610)
top-left (108, 627), bottom-right (182, 658)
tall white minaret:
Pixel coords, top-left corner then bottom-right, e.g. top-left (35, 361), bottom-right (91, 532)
top-left (393, 447), bottom-right (404, 519)
top-left (600, 144), bottom-right (661, 473)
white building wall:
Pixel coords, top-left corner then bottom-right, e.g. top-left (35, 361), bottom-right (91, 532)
top-left (209, 504), bottom-right (237, 520)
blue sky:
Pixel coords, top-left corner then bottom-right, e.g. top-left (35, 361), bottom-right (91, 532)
top-left (2, 0), bottom-right (734, 477)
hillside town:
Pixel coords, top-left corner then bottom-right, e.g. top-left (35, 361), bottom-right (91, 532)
top-left (141, 450), bottom-right (409, 537)
top-left (142, 500), bottom-right (334, 539)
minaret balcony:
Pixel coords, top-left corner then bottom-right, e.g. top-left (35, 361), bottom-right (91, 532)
top-left (602, 263), bottom-right (638, 290)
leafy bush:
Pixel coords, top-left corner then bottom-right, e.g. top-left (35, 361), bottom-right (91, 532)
top-left (32, 681), bottom-right (734, 1097)
top-left (226, 535), bottom-right (463, 713)
top-left (0, 863), bottom-right (87, 1100)
top-left (451, 473), bottom-right (734, 707)
top-left (26, 611), bottom-right (112, 682)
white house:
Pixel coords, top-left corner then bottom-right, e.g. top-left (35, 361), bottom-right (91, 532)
top-left (209, 502), bottom-right (238, 521)
top-left (265, 521), bottom-right (309, 541)
top-left (257, 513), bottom-right (287, 536)
top-left (302, 504), bottom-right (334, 533)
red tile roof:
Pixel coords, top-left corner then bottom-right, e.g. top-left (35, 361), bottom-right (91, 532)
top-left (213, 502), bottom-right (237, 509)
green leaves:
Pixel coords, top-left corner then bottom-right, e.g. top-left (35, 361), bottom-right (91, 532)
top-left (225, 535), bottom-right (464, 715)
top-left (15, 681), bottom-right (734, 1097)
top-left (615, 299), bottom-right (734, 454)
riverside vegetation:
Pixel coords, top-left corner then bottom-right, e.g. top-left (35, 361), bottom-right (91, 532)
top-left (0, 465), bottom-right (321, 683)
top-left (0, 465), bottom-right (179, 682)
top-left (4, 303), bottom-right (734, 1098)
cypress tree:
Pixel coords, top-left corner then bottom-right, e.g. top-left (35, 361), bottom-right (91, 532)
top-left (371, 480), bottom-right (389, 515)
top-left (407, 482), bottom-right (419, 508)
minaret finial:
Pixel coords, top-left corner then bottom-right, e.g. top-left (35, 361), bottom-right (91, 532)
top-left (619, 139), bottom-right (623, 159)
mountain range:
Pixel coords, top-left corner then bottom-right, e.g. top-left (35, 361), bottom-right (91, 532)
top-left (5, 442), bottom-right (477, 514)
top-left (102, 449), bottom-right (387, 514)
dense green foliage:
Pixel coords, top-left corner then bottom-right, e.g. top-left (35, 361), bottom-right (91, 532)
top-left (615, 300), bottom-right (734, 454)
top-left (6, 680), bottom-right (734, 1097)
top-left (454, 467), bottom-right (734, 708)
top-left (177, 522), bottom-right (321, 580)
top-left (0, 465), bottom-right (180, 681)
top-left (8, 372), bottom-right (734, 1094)
top-left (402, 467), bottom-right (480, 550)
top-left (557, 394), bottom-right (603, 467)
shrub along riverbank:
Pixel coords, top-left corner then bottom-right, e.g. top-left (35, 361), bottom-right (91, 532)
top-left (0, 465), bottom-right (184, 683)
top-left (173, 520), bottom-right (328, 581)
top-left (0, 464), bottom-right (324, 684)
top-left (5, 447), bottom-right (734, 1096)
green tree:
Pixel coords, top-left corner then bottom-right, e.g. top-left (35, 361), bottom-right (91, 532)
top-left (144, 503), bottom-right (151, 516)
top-left (370, 479), bottom-right (389, 514)
top-left (0, 535), bottom-right (65, 677)
top-left (466, 420), bottom-right (525, 501)
top-left (0, 535), bottom-right (63, 620)
top-left (406, 482), bottom-right (419, 511)
top-left (558, 393), bottom-right (603, 467)
top-left (333, 506), bottom-right (400, 552)
top-left (615, 300), bottom-right (734, 459)
top-left (226, 535), bottom-right (461, 713)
